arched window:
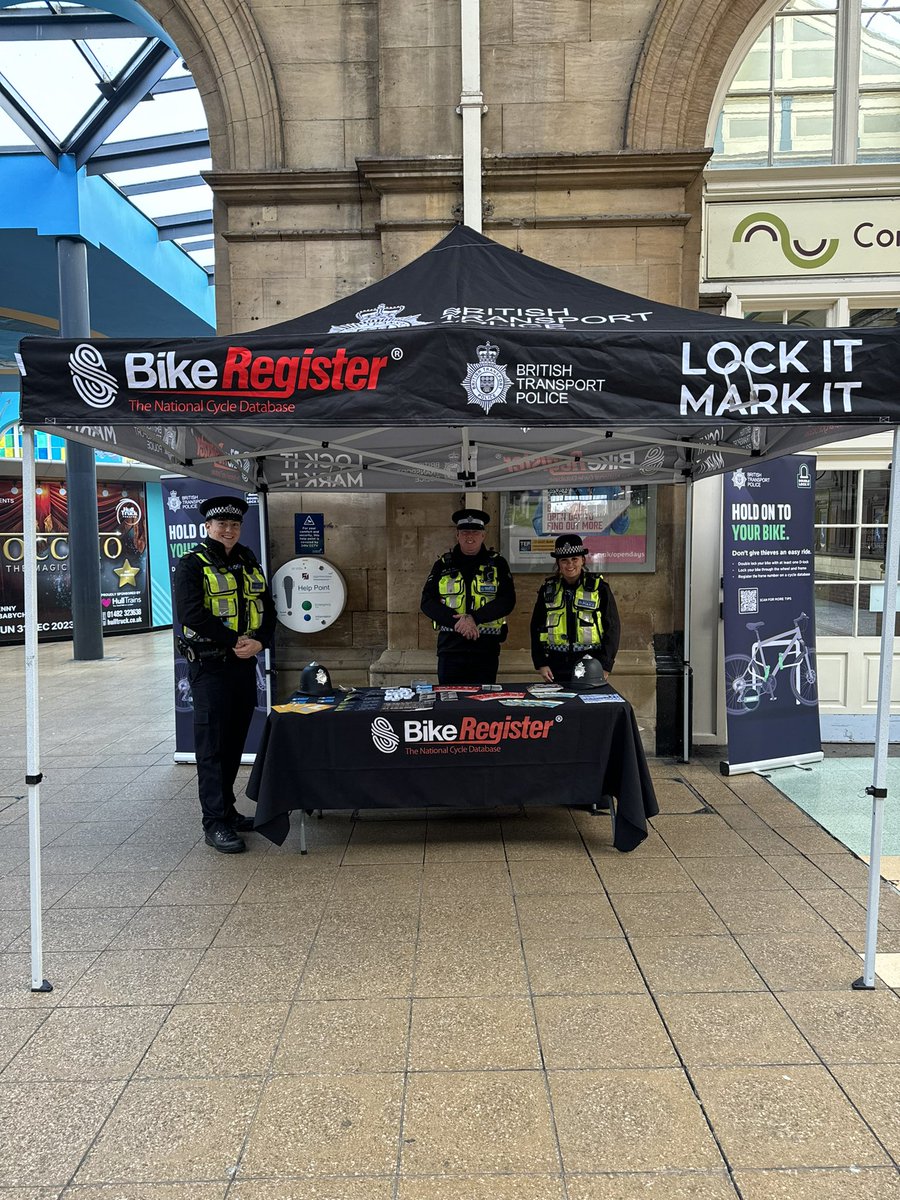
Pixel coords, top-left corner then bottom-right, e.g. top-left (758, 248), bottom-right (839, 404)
top-left (710, 0), bottom-right (900, 168)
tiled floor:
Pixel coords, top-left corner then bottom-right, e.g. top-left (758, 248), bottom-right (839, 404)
top-left (2, 631), bottom-right (900, 1197)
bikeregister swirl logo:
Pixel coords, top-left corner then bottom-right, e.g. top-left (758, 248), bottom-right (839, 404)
top-left (371, 716), bottom-right (399, 754)
top-left (733, 212), bottom-right (839, 270)
top-left (69, 343), bottom-right (118, 408)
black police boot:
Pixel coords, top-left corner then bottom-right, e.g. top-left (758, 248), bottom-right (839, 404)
top-left (205, 825), bottom-right (246, 854)
top-left (230, 813), bottom-right (255, 833)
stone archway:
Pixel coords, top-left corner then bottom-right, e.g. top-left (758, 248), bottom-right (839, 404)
top-left (627, 0), bottom-right (774, 150)
top-left (140, 0), bottom-right (283, 171)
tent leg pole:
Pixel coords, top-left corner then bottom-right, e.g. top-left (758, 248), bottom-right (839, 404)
top-left (854, 427), bottom-right (900, 991)
top-left (683, 475), bottom-right (693, 763)
top-left (23, 428), bottom-right (51, 994)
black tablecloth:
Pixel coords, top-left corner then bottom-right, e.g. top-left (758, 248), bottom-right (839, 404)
top-left (246, 685), bottom-right (659, 852)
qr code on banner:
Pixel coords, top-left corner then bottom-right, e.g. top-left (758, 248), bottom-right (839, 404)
top-left (739, 588), bottom-right (759, 615)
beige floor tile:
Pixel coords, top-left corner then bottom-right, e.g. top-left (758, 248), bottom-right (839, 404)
top-left (535, 993), bottom-right (678, 1069)
top-left (50, 871), bottom-right (170, 909)
top-left (704, 889), bottom-right (828, 934)
top-left (736, 931), bottom-right (866, 991)
top-left (1, 946), bottom-right (104, 1000)
top-left (514, 891), bottom-right (620, 939)
top-left (0, 1080), bottom-right (122, 1186)
top-left (424, 819), bottom-right (506, 862)
top-left (230, 1182), bottom-right (392, 1200)
top-left (508, 859), bottom-right (603, 895)
top-left (109, 904), bottom-right (230, 950)
top-left (581, 825), bottom-right (674, 859)
top-left (611, 891), bottom-right (727, 936)
top-left (211, 904), bottom-right (319, 949)
top-left (629, 935), bottom-right (764, 993)
top-left (77, 1076), bottom-right (261, 1183)
top-left (238, 869), bottom-right (340, 906)
top-left (396, 1178), bottom-right (565, 1200)
top-left (143, 869), bottom-right (254, 907)
top-left (401, 1070), bottom-right (558, 1175)
top-left (778, 990), bottom-right (900, 1062)
top-left (274, 998), bottom-right (409, 1073)
top-left (833, 1063), bottom-right (900, 1158)
top-left (548, 1068), bottom-right (724, 1172)
top-left (8, 905), bottom-right (137, 954)
top-left (732, 1167), bottom-right (900, 1200)
top-left (181, 946), bottom-right (308, 1003)
top-left (765, 856), bottom-right (842, 892)
top-left (691, 1065), bottom-right (890, 1168)
top-left (871, 952), bottom-right (900, 986)
top-left (2, 1005), bottom-right (167, 1081)
top-left (61, 949), bottom-right (202, 1006)
top-left (875, 855), bottom-right (900, 885)
top-left (409, 996), bottom-right (540, 1070)
top-left (681, 856), bottom-right (793, 892)
top-left (801, 889), bottom-right (871, 933)
top-left (657, 992), bottom-right (816, 1067)
top-left (299, 937), bottom-right (416, 1000)
top-left (316, 904), bottom-right (419, 942)
top-left (329, 864), bottom-right (424, 898)
top-left (418, 895), bottom-right (519, 937)
top-left (341, 842), bottom-right (425, 865)
top-left (651, 815), bottom-right (755, 858)
top-left (136, 1002), bottom-right (289, 1078)
top-left (567, 1174), bottom-right (739, 1200)
top-left (806, 853), bottom-right (872, 890)
top-left (420, 861), bottom-right (513, 894)
top-left (524, 935), bottom-right (645, 995)
top-left (66, 1185), bottom-right (228, 1199)
top-left (241, 1073), bottom-right (403, 1177)
top-left (594, 855), bottom-right (698, 893)
top-left (0, 1009), bottom-right (48, 1071)
top-left (415, 937), bottom-right (528, 997)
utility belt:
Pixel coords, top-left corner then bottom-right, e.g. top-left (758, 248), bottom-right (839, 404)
top-left (178, 637), bottom-right (229, 664)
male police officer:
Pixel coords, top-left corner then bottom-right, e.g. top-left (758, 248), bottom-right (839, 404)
top-left (175, 495), bottom-right (276, 853)
top-left (420, 508), bottom-right (516, 686)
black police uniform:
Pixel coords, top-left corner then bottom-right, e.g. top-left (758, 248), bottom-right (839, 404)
top-left (174, 529), bottom-right (276, 839)
top-left (530, 569), bottom-right (620, 684)
top-left (420, 516), bottom-right (516, 685)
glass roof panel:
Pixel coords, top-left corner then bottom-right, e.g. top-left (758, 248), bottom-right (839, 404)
top-left (102, 89), bottom-right (207, 143)
top-left (82, 37), bottom-right (148, 79)
top-left (106, 158), bottom-right (211, 186)
top-left (132, 182), bottom-right (212, 219)
top-left (0, 41), bottom-right (100, 140)
top-left (0, 107), bottom-right (34, 146)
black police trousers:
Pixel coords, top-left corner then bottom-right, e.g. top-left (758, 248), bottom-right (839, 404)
top-left (437, 648), bottom-right (501, 687)
top-left (189, 654), bottom-right (257, 831)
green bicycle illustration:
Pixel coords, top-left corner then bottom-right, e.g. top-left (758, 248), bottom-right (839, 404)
top-left (724, 612), bottom-right (818, 715)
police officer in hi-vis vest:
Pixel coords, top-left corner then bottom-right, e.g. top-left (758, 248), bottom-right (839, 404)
top-left (420, 508), bottom-right (516, 686)
top-left (175, 495), bottom-right (276, 853)
top-left (530, 534), bottom-right (620, 685)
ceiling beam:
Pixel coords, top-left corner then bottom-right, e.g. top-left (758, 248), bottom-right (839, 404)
top-left (0, 12), bottom-right (148, 40)
top-left (85, 130), bottom-right (210, 174)
top-left (119, 173), bottom-right (206, 195)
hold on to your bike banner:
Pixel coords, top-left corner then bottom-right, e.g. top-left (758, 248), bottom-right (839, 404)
top-left (722, 455), bottom-right (822, 775)
top-left (162, 477), bottom-right (268, 763)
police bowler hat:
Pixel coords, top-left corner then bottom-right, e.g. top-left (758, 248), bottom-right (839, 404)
top-left (452, 508), bottom-right (490, 530)
top-left (569, 655), bottom-right (606, 691)
top-left (298, 661), bottom-right (335, 697)
top-left (551, 535), bottom-right (587, 559)
top-left (199, 495), bottom-right (248, 522)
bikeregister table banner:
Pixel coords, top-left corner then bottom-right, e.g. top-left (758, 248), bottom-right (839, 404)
top-left (722, 455), bottom-right (822, 775)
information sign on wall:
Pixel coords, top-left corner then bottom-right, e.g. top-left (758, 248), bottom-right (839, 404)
top-left (294, 513), bottom-right (324, 555)
top-left (272, 556), bottom-right (347, 632)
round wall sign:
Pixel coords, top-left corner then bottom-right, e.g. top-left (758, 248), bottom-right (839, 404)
top-left (272, 556), bottom-right (347, 633)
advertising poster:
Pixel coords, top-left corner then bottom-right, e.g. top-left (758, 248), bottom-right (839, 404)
top-left (161, 477), bottom-right (267, 761)
top-left (722, 455), bottom-right (822, 773)
top-left (503, 486), bottom-right (655, 573)
top-left (0, 479), bottom-right (150, 644)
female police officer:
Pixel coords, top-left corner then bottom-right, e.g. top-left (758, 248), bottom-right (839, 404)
top-left (530, 534), bottom-right (620, 686)
top-left (175, 495), bottom-right (276, 853)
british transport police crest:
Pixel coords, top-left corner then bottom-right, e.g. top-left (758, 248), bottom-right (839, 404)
top-left (461, 342), bottom-right (513, 415)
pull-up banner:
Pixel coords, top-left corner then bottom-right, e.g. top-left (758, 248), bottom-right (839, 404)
top-left (721, 455), bottom-right (823, 775)
top-left (162, 477), bottom-right (267, 762)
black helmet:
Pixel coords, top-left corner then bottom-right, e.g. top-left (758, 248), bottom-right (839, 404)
top-left (570, 655), bottom-right (606, 691)
top-left (299, 661), bottom-right (334, 696)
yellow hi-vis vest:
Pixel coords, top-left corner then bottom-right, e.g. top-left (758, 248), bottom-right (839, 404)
top-left (184, 549), bottom-right (267, 638)
top-left (433, 551), bottom-right (506, 635)
top-left (539, 573), bottom-right (605, 652)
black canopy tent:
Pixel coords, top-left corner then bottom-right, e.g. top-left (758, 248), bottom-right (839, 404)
top-left (15, 224), bottom-right (900, 991)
